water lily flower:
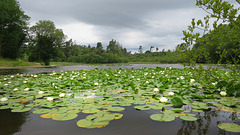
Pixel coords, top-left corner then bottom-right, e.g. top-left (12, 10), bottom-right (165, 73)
top-left (146, 81), bottom-right (149, 84)
top-left (47, 97), bottom-right (54, 101)
top-left (13, 88), bottom-right (18, 91)
top-left (220, 91), bottom-right (227, 96)
top-left (38, 91), bottom-right (44, 95)
top-left (190, 79), bottom-right (195, 83)
top-left (0, 97), bottom-right (8, 102)
top-left (177, 78), bottom-right (179, 80)
top-left (23, 81), bottom-right (27, 84)
top-left (168, 92), bottom-right (174, 96)
top-left (24, 88), bottom-right (29, 91)
top-left (59, 93), bottom-right (65, 98)
top-left (212, 82), bottom-right (217, 86)
top-left (153, 88), bottom-right (159, 92)
top-left (10, 75), bottom-right (14, 78)
top-left (180, 76), bottom-right (184, 80)
top-left (159, 97), bottom-right (168, 103)
top-left (94, 82), bottom-right (99, 86)
top-left (34, 75), bottom-right (37, 78)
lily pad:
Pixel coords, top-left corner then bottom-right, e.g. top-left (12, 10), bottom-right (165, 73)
top-left (170, 97), bottom-right (184, 108)
top-left (218, 123), bottom-right (240, 132)
top-left (107, 107), bottom-right (125, 112)
top-left (134, 105), bottom-right (151, 110)
top-left (11, 107), bottom-right (32, 112)
top-left (171, 108), bottom-right (184, 113)
top-left (180, 116), bottom-right (197, 121)
top-left (77, 119), bottom-right (109, 129)
top-left (82, 109), bottom-right (100, 114)
top-left (150, 114), bottom-right (175, 122)
top-left (52, 113), bottom-right (78, 121)
top-left (33, 108), bottom-right (51, 114)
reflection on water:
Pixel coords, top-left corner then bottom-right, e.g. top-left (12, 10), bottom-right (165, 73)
top-left (0, 110), bottom-right (28, 135)
top-left (0, 106), bottom-right (238, 135)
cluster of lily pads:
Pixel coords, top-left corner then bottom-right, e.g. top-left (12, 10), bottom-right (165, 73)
top-left (0, 67), bottom-right (240, 132)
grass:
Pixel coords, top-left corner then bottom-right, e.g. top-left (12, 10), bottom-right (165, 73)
top-left (0, 58), bottom-right (42, 67)
top-left (50, 62), bottom-right (131, 66)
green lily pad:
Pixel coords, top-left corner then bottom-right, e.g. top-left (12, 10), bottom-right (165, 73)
top-left (0, 105), bottom-right (9, 110)
top-left (192, 105), bottom-right (211, 111)
top-left (82, 109), bottom-right (100, 114)
top-left (150, 114), bottom-right (175, 122)
top-left (170, 97), bottom-right (184, 108)
top-left (218, 123), bottom-right (240, 132)
top-left (107, 107), bottom-right (125, 112)
top-left (11, 107), bottom-right (32, 112)
top-left (33, 108), bottom-right (51, 114)
top-left (77, 119), bottom-right (109, 129)
top-left (134, 105), bottom-right (151, 111)
top-left (180, 116), bottom-right (197, 121)
top-left (171, 108), bottom-right (184, 113)
top-left (52, 113), bottom-right (78, 121)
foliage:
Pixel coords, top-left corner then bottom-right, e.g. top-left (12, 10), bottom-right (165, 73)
top-left (0, 0), bottom-right (29, 59)
top-left (177, 0), bottom-right (240, 65)
top-left (28, 20), bottom-right (66, 65)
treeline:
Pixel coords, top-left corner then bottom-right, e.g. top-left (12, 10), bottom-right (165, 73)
top-left (53, 39), bottom-right (129, 64)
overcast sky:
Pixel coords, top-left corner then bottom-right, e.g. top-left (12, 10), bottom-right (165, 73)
top-left (18, 0), bottom-right (236, 52)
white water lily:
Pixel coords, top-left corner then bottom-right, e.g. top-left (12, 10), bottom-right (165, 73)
top-left (59, 93), bottom-right (65, 98)
top-left (159, 97), bottom-right (168, 103)
top-left (220, 91), bottom-right (227, 96)
top-left (190, 79), bottom-right (195, 83)
top-left (146, 81), bottom-right (149, 84)
top-left (0, 97), bottom-right (8, 102)
top-left (47, 97), bottom-right (54, 101)
top-left (153, 88), bottom-right (159, 92)
top-left (38, 91), bottom-right (44, 95)
top-left (180, 76), bottom-right (184, 80)
top-left (177, 78), bottom-right (179, 80)
top-left (168, 92), bottom-right (174, 96)
top-left (94, 82), bottom-right (99, 86)
top-left (34, 75), bottom-right (37, 78)
top-left (10, 75), bottom-right (14, 78)
top-left (24, 88), bottom-right (29, 91)
top-left (212, 82), bottom-right (217, 86)
top-left (23, 81), bottom-right (27, 83)
top-left (13, 88), bottom-right (18, 91)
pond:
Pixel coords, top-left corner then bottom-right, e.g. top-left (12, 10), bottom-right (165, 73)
top-left (0, 64), bottom-right (239, 135)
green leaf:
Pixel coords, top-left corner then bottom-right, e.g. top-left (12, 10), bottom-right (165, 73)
top-left (52, 113), bottom-right (78, 121)
top-left (171, 108), bottom-right (184, 113)
top-left (107, 107), bottom-right (125, 112)
top-left (170, 97), bottom-right (184, 108)
top-left (150, 114), bottom-right (175, 122)
top-left (180, 116), bottom-right (197, 121)
top-left (33, 108), bottom-right (51, 114)
top-left (218, 123), bottom-right (240, 132)
top-left (134, 105), bottom-right (151, 111)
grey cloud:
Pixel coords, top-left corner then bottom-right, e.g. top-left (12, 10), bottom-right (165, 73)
top-left (18, 0), bottom-right (208, 52)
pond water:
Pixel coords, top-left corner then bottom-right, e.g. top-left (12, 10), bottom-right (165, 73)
top-left (0, 64), bottom-right (186, 75)
top-left (0, 105), bottom-right (239, 135)
top-left (0, 64), bottom-right (239, 135)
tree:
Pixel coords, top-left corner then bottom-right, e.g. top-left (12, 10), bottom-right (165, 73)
top-left (29, 20), bottom-right (66, 65)
top-left (150, 46), bottom-right (154, 52)
top-left (138, 45), bottom-right (143, 54)
top-left (178, 0), bottom-right (240, 65)
top-left (0, 0), bottom-right (29, 58)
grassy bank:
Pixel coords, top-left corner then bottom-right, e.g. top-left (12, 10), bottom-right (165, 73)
top-left (0, 58), bottom-right (42, 67)
top-left (50, 62), bottom-right (131, 66)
